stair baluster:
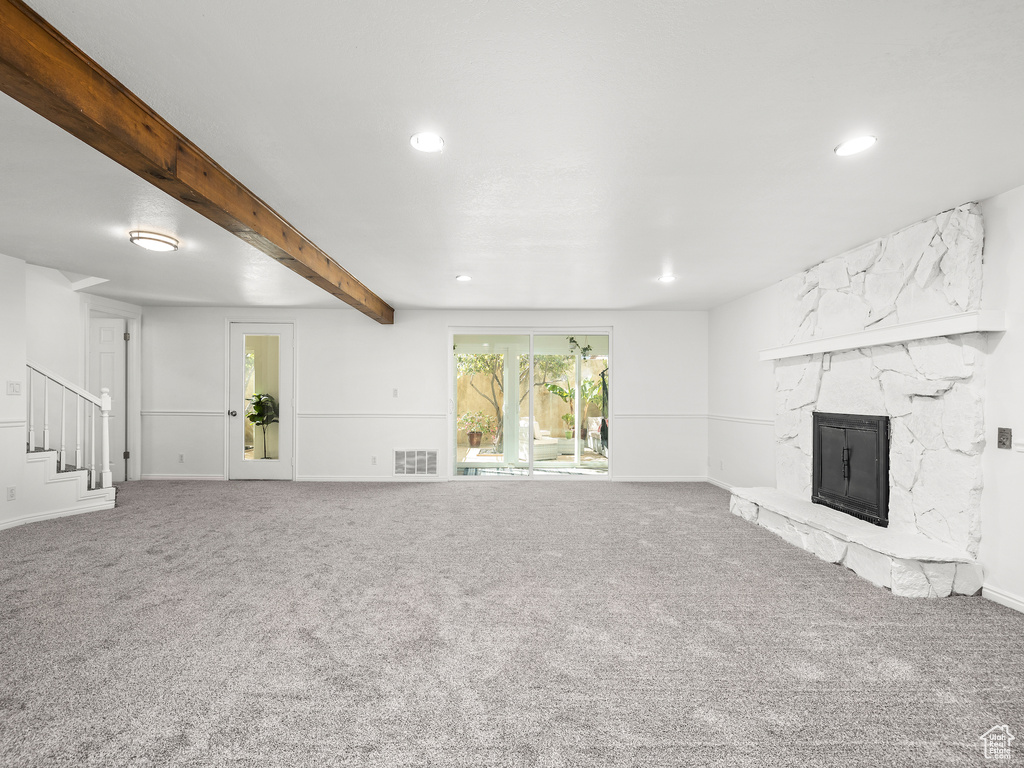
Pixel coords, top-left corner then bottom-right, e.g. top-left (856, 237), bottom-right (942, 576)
top-left (75, 398), bottom-right (83, 473)
top-left (90, 408), bottom-right (96, 490)
top-left (59, 386), bottom-right (67, 471)
top-left (26, 365), bottom-right (34, 450)
top-left (43, 378), bottom-right (50, 451)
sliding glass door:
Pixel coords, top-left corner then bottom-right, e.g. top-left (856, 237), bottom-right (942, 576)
top-left (454, 334), bottom-right (530, 476)
top-left (453, 332), bottom-right (609, 477)
top-left (532, 335), bottom-right (609, 476)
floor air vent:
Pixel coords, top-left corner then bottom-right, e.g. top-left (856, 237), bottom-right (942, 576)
top-left (394, 449), bottom-right (438, 476)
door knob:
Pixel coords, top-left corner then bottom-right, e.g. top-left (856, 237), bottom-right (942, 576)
top-left (228, 410), bottom-right (237, 417)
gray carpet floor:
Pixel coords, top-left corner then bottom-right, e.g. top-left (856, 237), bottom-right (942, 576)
top-left (1, 481), bottom-right (1022, 767)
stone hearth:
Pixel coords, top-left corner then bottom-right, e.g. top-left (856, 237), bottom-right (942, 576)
top-left (730, 488), bottom-right (983, 598)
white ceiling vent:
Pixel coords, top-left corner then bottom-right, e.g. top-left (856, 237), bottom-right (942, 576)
top-left (394, 449), bottom-right (438, 476)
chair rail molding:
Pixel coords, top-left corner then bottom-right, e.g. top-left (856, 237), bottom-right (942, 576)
top-left (707, 414), bottom-right (774, 426)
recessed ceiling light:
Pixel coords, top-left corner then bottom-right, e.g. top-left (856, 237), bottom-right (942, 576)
top-left (657, 274), bottom-right (676, 283)
top-left (129, 231), bottom-right (178, 251)
top-left (455, 274), bottom-right (471, 281)
top-left (410, 132), bottom-right (444, 153)
top-left (834, 135), bottom-right (877, 157)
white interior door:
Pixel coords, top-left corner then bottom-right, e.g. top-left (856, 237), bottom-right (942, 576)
top-left (89, 317), bottom-right (127, 482)
top-left (228, 323), bottom-right (294, 480)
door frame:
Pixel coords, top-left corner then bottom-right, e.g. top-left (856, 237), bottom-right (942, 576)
top-left (223, 318), bottom-right (298, 481)
top-left (82, 295), bottom-right (142, 481)
top-left (448, 325), bottom-right (614, 481)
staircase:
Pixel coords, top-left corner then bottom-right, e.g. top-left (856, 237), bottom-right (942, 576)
top-left (15, 363), bottom-right (116, 526)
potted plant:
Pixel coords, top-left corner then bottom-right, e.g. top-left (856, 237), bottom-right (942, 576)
top-left (561, 412), bottom-right (575, 439)
top-left (246, 393), bottom-right (279, 459)
top-left (458, 410), bottom-right (495, 448)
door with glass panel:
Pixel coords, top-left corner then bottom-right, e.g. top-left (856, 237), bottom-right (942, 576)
top-left (532, 335), bottom-right (609, 475)
top-left (228, 323), bottom-right (294, 480)
top-left (453, 333), bottom-right (609, 477)
top-left (453, 334), bottom-right (530, 476)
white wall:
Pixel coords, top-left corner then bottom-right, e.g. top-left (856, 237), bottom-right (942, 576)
top-left (0, 253), bottom-right (28, 525)
top-left (140, 308), bottom-right (709, 481)
top-left (25, 265), bottom-right (85, 385)
top-left (978, 184), bottom-right (1024, 611)
top-left (706, 281), bottom-right (783, 489)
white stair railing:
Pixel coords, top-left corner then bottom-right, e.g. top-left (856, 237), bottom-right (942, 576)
top-left (25, 363), bottom-right (112, 490)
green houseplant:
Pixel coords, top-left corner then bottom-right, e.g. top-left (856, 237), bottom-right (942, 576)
top-left (457, 410), bottom-right (496, 448)
top-left (246, 393), bottom-right (279, 459)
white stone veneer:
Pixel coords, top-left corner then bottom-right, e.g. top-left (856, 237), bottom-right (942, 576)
top-left (733, 203), bottom-right (992, 596)
top-left (775, 203), bottom-right (986, 558)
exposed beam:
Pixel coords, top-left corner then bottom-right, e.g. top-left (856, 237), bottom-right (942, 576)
top-left (0, 0), bottom-right (394, 324)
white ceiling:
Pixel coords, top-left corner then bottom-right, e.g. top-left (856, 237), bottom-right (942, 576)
top-left (2, 0), bottom-right (1024, 312)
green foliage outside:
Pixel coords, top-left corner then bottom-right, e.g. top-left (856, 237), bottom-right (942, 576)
top-left (246, 393), bottom-right (279, 459)
top-left (456, 410), bottom-right (496, 437)
top-left (456, 352), bottom-right (574, 448)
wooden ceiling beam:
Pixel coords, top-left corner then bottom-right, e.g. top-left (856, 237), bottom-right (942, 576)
top-left (0, 0), bottom-right (394, 324)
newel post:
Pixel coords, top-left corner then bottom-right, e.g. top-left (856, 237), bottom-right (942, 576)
top-left (100, 387), bottom-right (112, 488)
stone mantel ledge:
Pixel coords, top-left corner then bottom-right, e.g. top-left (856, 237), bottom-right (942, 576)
top-left (759, 310), bottom-right (1007, 362)
top-left (730, 487), bottom-right (983, 598)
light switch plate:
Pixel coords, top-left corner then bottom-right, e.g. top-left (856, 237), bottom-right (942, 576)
top-left (6, 381), bottom-right (21, 395)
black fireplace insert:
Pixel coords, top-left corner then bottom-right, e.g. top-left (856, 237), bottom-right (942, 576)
top-left (812, 411), bottom-right (890, 527)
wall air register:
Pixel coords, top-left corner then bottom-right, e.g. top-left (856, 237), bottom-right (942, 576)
top-left (394, 449), bottom-right (438, 476)
top-left (812, 412), bottom-right (890, 527)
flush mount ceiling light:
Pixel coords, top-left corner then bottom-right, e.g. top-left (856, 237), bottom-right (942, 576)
top-left (129, 231), bottom-right (178, 252)
top-left (834, 135), bottom-right (877, 157)
top-left (657, 274), bottom-right (677, 283)
top-left (410, 132), bottom-right (444, 153)
top-left (455, 274), bottom-right (472, 281)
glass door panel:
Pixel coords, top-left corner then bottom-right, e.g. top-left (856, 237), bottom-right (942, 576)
top-left (533, 335), bottom-right (609, 476)
top-left (243, 334), bottom-right (280, 460)
top-left (453, 334), bottom-right (530, 476)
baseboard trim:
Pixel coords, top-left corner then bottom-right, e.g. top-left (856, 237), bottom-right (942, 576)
top-left (141, 474), bottom-right (227, 481)
top-left (0, 499), bottom-right (116, 531)
top-left (705, 477), bottom-right (734, 491)
top-left (983, 585), bottom-right (1024, 615)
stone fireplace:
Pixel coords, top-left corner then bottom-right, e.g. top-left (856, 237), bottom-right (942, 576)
top-left (730, 203), bottom-right (1006, 598)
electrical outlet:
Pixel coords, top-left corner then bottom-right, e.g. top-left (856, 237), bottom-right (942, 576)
top-left (6, 381), bottom-right (21, 395)
top-left (997, 427), bottom-right (1013, 449)
top-left (719, 460), bottom-right (725, 470)
top-left (371, 455), bottom-right (377, 466)
top-left (178, 453), bottom-right (185, 463)
top-left (6, 487), bottom-right (15, 502)
top-left (393, 388), bottom-right (399, 398)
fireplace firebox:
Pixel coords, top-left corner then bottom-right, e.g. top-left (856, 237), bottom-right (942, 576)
top-left (812, 412), bottom-right (890, 527)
